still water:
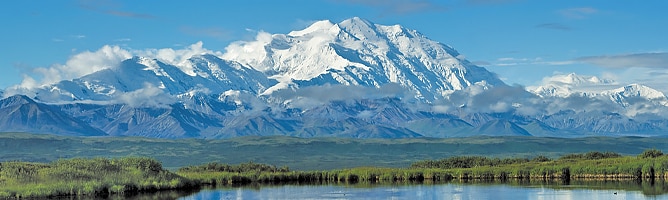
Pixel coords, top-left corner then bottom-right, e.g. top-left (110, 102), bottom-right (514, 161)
top-left (177, 181), bottom-right (668, 200)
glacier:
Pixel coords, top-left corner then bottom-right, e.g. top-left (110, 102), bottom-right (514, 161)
top-left (2, 17), bottom-right (668, 138)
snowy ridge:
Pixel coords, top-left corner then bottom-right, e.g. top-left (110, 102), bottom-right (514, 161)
top-left (530, 73), bottom-right (668, 108)
top-left (530, 73), bottom-right (616, 98)
top-left (224, 17), bottom-right (505, 101)
top-left (15, 55), bottom-right (276, 104)
top-left (2, 17), bottom-right (668, 138)
top-left (602, 84), bottom-right (668, 107)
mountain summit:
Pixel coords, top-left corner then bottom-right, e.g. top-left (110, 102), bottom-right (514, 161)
top-left (223, 17), bottom-right (505, 101)
top-left (1, 17), bottom-right (668, 138)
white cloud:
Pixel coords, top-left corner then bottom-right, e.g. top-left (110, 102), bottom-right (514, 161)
top-left (114, 83), bottom-right (175, 107)
top-left (136, 41), bottom-right (222, 76)
top-left (12, 42), bottom-right (223, 91)
top-left (222, 31), bottom-right (274, 71)
top-left (491, 57), bottom-right (574, 67)
top-left (576, 52), bottom-right (668, 69)
top-left (273, 83), bottom-right (406, 109)
top-left (15, 45), bottom-right (132, 88)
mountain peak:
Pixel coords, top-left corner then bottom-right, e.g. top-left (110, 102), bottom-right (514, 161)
top-left (288, 20), bottom-right (336, 37)
top-left (530, 73), bottom-right (618, 98)
top-left (550, 73), bottom-right (614, 85)
top-left (338, 17), bottom-right (379, 41)
top-left (607, 83), bottom-right (666, 100)
top-left (339, 17), bottom-right (374, 27)
top-left (224, 17), bottom-right (505, 101)
top-left (1, 94), bottom-right (35, 107)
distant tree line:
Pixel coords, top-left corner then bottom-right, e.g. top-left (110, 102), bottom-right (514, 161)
top-left (178, 161), bottom-right (290, 173)
top-left (559, 151), bottom-right (621, 160)
top-left (410, 151), bottom-right (628, 169)
top-left (410, 156), bottom-right (544, 169)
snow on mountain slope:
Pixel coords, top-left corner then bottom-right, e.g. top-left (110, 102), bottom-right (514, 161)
top-left (529, 73), bottom-right (668, 109)
top-left (4, 17), bottom-right (668, 138)
top-left (19, 54), bottom-right (276, 104)
top-left (530, 73), bottom-right (616, 98)
top-left (223, 17), bottom-right (505, 101)
top-left (603, 84), bottom-right (668, 107)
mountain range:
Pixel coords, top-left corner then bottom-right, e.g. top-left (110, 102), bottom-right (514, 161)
top-left (2, 17), bottom-right (668, 138)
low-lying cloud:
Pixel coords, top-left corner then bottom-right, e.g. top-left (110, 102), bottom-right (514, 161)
top-left (136, 41), bottom-right (223, 76)
top-left (17, 45), bottom-right (132, 88)
top-left (14, 42), bottom-right (221, 89)
top-left (576, 52), bottom-right (668, 69)
top-left (222, 31), bottom-right (274, 72)
top-left (273, 83), bottom-right (406, 109)
top-left (114, 83), bottom-right (176, 107)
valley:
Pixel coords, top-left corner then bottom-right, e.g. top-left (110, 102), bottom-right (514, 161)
top-left (2, 132), bottom-right (668, 170)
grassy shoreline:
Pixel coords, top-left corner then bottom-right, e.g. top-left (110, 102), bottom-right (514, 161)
top-left (0, 157), bottom-right (198, 198)
top-left (2, 150), bottom-right (668, 198)
top-left (176, 150), bottom-right (668, 186)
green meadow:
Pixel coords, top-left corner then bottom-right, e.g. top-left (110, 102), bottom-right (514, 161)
top-left (4, 132), bottom-right (668, 198)
top-left (2, 132), bottom-right (668, 170)
top-left (3, 150), bottom-right (668, 198)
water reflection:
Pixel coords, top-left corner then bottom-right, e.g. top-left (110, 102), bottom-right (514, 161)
top-left (47, 189), bottom-right (199, 200)
top-left (49, 180), bottom-right (668, 199)
top-left (179, 180), bottom-right (668, 200)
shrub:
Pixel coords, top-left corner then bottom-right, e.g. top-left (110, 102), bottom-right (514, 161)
top-left (639, 149), bottom-right (664, 158)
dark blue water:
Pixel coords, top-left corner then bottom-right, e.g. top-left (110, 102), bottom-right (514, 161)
top-left (178, 183), bottom-right (668, 200)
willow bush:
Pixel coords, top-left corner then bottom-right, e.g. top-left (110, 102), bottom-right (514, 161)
top-left (0, 157), bottom-right (194, 198)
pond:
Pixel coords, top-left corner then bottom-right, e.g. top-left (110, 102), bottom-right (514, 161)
top-left (177, 180), bottom-right (668, 200)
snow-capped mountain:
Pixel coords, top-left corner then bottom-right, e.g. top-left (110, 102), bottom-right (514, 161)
top-left (530, 73), bottom-right (668, 108)
top-left (10, 55), bottom-right (276, 104)
top-left (530, 73), bottom-right (616, 98)
top-left (2, 18), bottom-right (668, 138)
top-left (603, 84), bottom-right (668, 107)
top-left (223, 17), bottom-right (505, 101)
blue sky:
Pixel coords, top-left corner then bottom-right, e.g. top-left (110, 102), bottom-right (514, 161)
top-left (1, 0), bottom-right (667, 92)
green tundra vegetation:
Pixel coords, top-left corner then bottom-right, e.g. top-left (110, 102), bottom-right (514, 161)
top-left (175, 149), bottom-right (668, 186)
top-left (3, 149), bottom-right (668, 198)
top-left (0, 157), bottom-right (196, 198)
top-left (4, 132), bottom-right (668, 170)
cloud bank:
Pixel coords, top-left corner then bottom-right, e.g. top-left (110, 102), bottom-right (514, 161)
top-left (17, 45), bottom-right (132, 88)
top-left (576, 52), bottom-right (668, 69)
top-left (114, 83), bottom-right (176, 107)
top-left (13, 42), bottom-right (222, 90)
top-left (136, 41), bottom-right (223, 76)
top-left (333, 0), bottom-right (446, 15)
top-left (222, 31), bottom-right (274, 72)
top-left (273, 83), bottom-right (406, 109)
